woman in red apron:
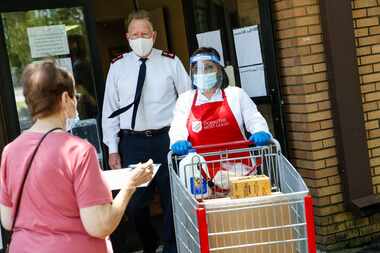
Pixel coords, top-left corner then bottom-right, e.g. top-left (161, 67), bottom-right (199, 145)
top-left (169, 47), bottom-right (271, 186)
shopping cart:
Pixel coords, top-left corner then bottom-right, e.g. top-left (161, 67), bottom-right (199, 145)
top-left (168, 140), bottom-right (316, 253)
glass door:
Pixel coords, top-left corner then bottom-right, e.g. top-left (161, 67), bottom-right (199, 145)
top-left (1, 7), bottom-right (98, 130)
top-left (0, 1), bottom-right (105, 162)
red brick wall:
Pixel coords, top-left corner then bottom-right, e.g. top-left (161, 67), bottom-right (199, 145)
top-left (272, 0), bottom-right (380, 250)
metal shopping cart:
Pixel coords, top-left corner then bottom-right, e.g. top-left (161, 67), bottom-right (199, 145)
top-left (168, 140), bottom-right (316, 253)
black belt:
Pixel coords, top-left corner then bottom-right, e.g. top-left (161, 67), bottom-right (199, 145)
top-left (120, 126), bottom-right (170, 138)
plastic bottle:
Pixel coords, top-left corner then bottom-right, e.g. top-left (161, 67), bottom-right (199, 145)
top-left (178, 149), bottom-right (210, 199)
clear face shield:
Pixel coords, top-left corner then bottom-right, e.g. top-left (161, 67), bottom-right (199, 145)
top-left (190, 54), bottom-right (222, 92)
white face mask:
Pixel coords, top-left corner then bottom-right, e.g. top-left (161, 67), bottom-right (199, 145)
top-left (65, 96), bottom-right (80, 131)
top-left (66, 110), bottom-right (80, 132)
top-left (128, 37), bottom-right (154, 57)
top-left (193, 72), bottom-right (218, 91)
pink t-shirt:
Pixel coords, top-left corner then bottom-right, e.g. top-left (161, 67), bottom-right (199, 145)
top-left (0, 132), bottom-right (113, 253)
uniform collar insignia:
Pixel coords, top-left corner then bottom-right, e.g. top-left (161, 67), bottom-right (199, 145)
top-left (111, 54), bottom-right (124, 64)
top-left (162, 50), bottom-right (175, 59)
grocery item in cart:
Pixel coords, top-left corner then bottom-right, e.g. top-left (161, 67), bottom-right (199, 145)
top-left (213, 161), bottom-right (258, 190)
top-left (221, 161), bottom-right (258, 176)
top-left (230, 175), bottom-right (272, 199)
top-left (178, 149), bottom-right (210, 198)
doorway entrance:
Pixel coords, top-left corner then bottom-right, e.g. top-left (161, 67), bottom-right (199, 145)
top-left (183, 0), bottom-right (287, 152)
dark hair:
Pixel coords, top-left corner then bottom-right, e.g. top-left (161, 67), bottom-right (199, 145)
top-left (125, 9), bottom-right (153, 30)
top-left (191, 47), bottom-right (229, 89)
top-left (22, 60), bottom-right (75, 119)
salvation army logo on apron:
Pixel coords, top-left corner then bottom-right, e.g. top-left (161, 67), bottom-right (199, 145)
top-left (203, 118), bottom-right (229, 130)
top-left (192, 120), bottom-right (202, 133)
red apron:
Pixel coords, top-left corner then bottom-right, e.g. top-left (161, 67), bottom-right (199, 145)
top-left (186, 90), bottom-right (254, 179)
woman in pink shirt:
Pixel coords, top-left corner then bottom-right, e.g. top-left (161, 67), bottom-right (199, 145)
top-left (0, 60), bottom-right (153, 253)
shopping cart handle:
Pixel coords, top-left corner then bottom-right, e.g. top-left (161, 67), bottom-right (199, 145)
top-left (192, 140), bottom-right (254, 151)
top-left (191, 138), bottom-right (281, 151)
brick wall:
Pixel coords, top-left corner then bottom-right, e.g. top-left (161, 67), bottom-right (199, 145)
top-left (272, 0), bottom-right (380, 250)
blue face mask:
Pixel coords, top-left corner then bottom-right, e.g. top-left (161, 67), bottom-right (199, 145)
top-left (193, 72), bottom-right (218, 91)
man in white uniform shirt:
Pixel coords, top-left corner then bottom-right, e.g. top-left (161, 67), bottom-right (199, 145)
top-left (102, 10), bottom-right (191, 253)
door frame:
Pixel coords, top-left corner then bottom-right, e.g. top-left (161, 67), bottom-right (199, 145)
top-left (0, 0), bottom-right (104, 142)
top-left (181, 0), bottom-right (288, 155)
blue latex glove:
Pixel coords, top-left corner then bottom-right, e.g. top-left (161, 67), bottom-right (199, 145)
top-left (171, 140), bottom-right (192, 155)
top-left (249, 131), bottom-right (271, 146)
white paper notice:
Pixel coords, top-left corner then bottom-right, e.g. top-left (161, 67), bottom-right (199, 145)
top-left (239, 64), bottom-right (267, 97)
top-left (102, 164), bottom-right (161, 190)
top-left (27, 25), bottom-right (70, 58)
top-left (233, 25), bottom-right (263, 67)
top-left (196, 30), bottom-right (225, 66)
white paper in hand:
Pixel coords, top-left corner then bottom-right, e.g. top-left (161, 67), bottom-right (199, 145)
top-left (102, 164), bottom-right (160, 190)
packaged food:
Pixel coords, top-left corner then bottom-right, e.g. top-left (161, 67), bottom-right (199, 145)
top-left (230, 175), bottom-right (272, 199)
top-left (213, 161), bottom-right (258, 190)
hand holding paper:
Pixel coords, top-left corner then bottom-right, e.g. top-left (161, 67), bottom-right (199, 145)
top-left (102, 160), bottom-right (161, 190)
top-left (127, 160), bottom-right (154, 188)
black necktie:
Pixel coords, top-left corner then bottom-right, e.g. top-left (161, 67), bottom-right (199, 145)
top-left (131, 58), bottom-right (147, 129)
top-left (108, 58), bottom-right (148, 129)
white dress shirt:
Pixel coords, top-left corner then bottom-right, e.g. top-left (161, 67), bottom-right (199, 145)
top-left (102, 48), bottom-right (191, 153)
top-left (169, 86), bottom-right (270, 145)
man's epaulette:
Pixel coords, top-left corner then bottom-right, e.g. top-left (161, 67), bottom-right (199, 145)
top-left (111, 54), bottom-right (124, 64)
top-left (162, 50), bottom-right (175, 59)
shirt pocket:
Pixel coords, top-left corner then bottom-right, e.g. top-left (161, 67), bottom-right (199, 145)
top-left (144, 72), bottom-right (175, 103)
top-left (118, 76), bottom-right (137, 107)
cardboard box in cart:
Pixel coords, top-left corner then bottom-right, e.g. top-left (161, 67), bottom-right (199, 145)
top-left (204, 193), bottom-right (296, 253)
top-left (230, 175), bottom-right (272, 199)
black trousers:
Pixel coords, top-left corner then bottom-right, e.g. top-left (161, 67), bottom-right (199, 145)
top-left (110, 131), bottom-right (177, 253)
